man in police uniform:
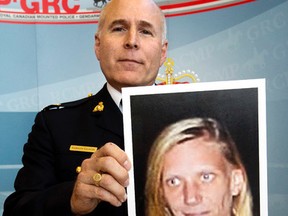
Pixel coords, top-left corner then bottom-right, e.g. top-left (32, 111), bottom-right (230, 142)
top-left (3, 0), bottom-right (168, 215)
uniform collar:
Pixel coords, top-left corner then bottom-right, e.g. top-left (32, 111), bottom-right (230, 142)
top-left (107, 83), bottom-right (122, 110)
top-left (91, 84), bottom-right (123, 138)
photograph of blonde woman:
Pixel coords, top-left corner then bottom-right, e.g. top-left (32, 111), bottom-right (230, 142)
top-left (145, 117), bottom-right (252, 216)
top-left (122, 81), bottom-right (266, 216)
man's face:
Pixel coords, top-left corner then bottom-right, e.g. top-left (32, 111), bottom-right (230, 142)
top-left (162, 137), bottom-right (244, 216)
top-left (95, 0), bottom-right (168, 92)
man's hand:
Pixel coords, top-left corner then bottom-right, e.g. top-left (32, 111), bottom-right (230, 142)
top-left (70, 142), bottom-right (131, 215)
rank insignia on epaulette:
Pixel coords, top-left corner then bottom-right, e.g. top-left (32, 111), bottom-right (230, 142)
top-left (93, 102), bottom-right (104, 112)
top-left (43, 104), bottom-right (64, 111)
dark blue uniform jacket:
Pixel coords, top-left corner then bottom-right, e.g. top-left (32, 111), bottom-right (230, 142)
top-left (3, 84), bottom-right (127, 216)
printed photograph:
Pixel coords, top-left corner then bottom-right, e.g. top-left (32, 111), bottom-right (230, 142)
top-left (123, 79), bottom-right (267, 216)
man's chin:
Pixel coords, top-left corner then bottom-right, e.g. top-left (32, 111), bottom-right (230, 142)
top-left (117, 78), bottom-right (155, 88)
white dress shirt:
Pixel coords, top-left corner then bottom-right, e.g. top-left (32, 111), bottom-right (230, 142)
top-left (106, 83), bottom-right (122, 112)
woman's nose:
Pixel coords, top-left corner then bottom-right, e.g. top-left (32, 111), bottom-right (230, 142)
top-left (183, 182), bottom-right (203, 205)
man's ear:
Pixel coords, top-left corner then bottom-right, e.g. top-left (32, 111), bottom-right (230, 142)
top-left (160, 40), bottom-right (168, 66)
top-left (231, 169), bottom-right (244, 196)
top-left (94, 33), bottom-right (100, 60)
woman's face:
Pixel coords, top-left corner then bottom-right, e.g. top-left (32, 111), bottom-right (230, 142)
top-left (161, 137), bottom-right (244, 216)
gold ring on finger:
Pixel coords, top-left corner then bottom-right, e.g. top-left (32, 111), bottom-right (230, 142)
top-left (93, 173), bottom-right (102, 187)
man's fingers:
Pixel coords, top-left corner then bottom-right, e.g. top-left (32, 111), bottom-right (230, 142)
top-left (95, 156), bottom-right (130, 187)
top-left (72, 142), bottom-right (131, 214)
top-left (80, 156), bottom-right (129, 187)
top-left (97, 173), bottom-right (127, 203)
top-left (71, 181), bottom-right (123, 215)
top-left (75, 172), bottom-right (126, 206)
top-left (77, 169), bottom-right (127, 204)
top-left (92, 142), bottom-right (131, 171)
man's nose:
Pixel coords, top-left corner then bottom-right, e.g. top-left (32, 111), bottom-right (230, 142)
top-left (124, 29), bottom-right (139, 49)
top-left (183, 182), bottom-right (202, 205)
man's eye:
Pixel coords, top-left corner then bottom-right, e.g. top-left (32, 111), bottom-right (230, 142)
top-left (112, 27), bottom-right (125, 32)
top-left (201, 173), bottom-right (215, 183)
top-left (166, 177), bottom-right (181, 187)
top-left (141, 29), bottom-right (152, 35)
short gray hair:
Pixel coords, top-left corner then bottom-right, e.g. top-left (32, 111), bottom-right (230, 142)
top-left (96, 1), bottom-right (167, 44)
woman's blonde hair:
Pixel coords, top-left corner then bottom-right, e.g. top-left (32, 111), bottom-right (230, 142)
top-left (145, 117), bottom-right (253, 216)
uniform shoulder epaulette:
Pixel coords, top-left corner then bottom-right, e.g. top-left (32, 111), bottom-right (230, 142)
top-left (43, 93), bottom-right (94, 111)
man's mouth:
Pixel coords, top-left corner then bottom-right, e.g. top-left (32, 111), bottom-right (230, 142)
top-left (118, 59), bottom-right (144, 65)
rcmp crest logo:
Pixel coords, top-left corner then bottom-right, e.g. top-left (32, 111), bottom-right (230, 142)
top-left (156, 58), bottom-right (200, 85)
top-left (0, 0), bottom-right (254, 24)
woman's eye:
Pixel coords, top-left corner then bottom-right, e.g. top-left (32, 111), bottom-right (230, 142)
top-left (166, 177), bottom-right (181, 187)
top-left (201, 173), bottom-right (215, 183)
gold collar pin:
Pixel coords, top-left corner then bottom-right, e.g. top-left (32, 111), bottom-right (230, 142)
top-left (93, 102), bottom-right (104, 112)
